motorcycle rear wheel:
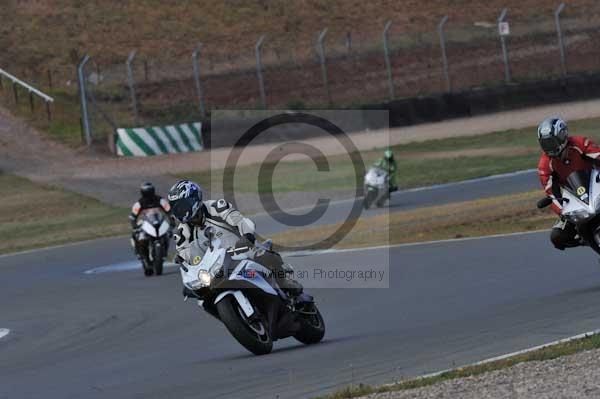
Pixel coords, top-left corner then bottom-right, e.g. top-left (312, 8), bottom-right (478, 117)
top-left (216, 296), bottom-right (273, 355)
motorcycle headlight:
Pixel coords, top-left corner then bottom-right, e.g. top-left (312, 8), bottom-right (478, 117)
top-left (198, 270), bottom-right (212, 286)
top-left (190, 270), bottom-right (212, 290)
top-left (563, 210), bottom-right (593, 223)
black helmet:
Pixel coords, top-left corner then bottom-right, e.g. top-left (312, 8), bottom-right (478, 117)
top-left (140, 182), bottom-right (155, 199)
top-left (167, 180), bottom-right (203, 223)
top-left (538, 117), bottom-right (568, 157)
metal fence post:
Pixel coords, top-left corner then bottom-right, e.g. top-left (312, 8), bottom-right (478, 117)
top-left (382, 20), bottom-right (395, 100)
top-left (498, 8), bottom-right (511, 83)
top-left (77, 54), bottom-right (92, 146)
top-left (126, 50), bottom-right (139, 126)
top-left (555, 3), bottom-right (567, 77)
top-left (255, 35), bottom-right (267, 109)
top-left (192, 44), bottom-right (206, 118)
top-left (438, 16), bottom-right (450, 92)
top-left (317, 28), bottom-right (331, 105)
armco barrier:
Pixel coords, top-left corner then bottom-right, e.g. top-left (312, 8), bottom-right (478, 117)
top-left (195, 72), bottom-right (600, 151)
top-left (116, 123), bottom-right (203, 156)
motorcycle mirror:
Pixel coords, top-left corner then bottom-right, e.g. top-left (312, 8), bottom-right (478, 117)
top-left (537, 197), bottom-right (553, 209)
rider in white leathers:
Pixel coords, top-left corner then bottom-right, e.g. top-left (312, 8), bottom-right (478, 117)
top-left (168, 180), bottom-right (302, 297)
top-left (174, 198), bottom-right (256, 262)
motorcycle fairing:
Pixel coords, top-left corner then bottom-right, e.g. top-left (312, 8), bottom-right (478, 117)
top-left (365, 167), bottom-right (388, 189)
top-left (214, 290), bottom-right (255, 317)
top-left (229, 260), bottom-right (278, 296)
top-left (561, 168), bottom-right (600, 217)
top-left (140, 209), bottom-right (170, 238)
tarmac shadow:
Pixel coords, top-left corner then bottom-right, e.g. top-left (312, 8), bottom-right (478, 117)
top-left (211, 334), bottom-right (368, 362)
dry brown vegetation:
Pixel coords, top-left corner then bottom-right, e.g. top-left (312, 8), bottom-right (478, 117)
top-left (3, 0), bottom-right (600, 145)
top-left (272, 190), bottom-right (555, 250)
top-left (0, 173), bottom-right (127, 254)
top-left (3, 0), bottom-right (598, 82)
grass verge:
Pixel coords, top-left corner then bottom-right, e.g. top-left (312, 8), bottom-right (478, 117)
top-left (314, 332), bottom-right (600, 399)
top-left (182, 117), bottom-right (600, 194)
top-left (272, 190), bottom-right (554, 250)
top-left (0, 173), bottom-right (128, 254)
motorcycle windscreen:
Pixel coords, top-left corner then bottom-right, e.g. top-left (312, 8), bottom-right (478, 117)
top-left (565, 170), bottom-right (591, 204)
top-left (143, 208), bottom-right (163, 224)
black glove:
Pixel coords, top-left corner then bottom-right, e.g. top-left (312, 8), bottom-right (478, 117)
top-left (244, 233), bottom-right (256, 244)
top-left (235, 236), bottom-right (253, 252)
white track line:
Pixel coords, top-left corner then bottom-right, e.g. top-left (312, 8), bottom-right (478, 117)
top-left (252, 168), bottom-right (537, 215)
top-left (0, 329), bottom-right (10, 340)
top-left (282, 229), bottom-right (547, 257)
top-left (398, 328), bottom-right (600, 385)
top-left (84, 230), bottom-right (548, 273)
top-left (84, 261), bottom-right (178, 275)
top-left (402, 168), bottom-right (536, 194)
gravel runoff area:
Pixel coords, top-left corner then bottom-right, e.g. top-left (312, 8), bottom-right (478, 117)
top-left (358, 348), bottom-right (600, 399)
top-left (3, 99), bottom-right (600, 209)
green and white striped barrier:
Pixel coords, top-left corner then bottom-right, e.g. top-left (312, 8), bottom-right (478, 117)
top-left (116, 122), bottom-right (203, 156)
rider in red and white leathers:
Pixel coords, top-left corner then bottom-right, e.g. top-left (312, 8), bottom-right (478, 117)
top-left (537, 117), bottom-right (600, 250)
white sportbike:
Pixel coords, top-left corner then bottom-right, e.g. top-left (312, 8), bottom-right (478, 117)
top-left (364, 166), bottom-right (390, 209)
top-left (538, 168), bottom-right (600, 255)
top-left (135, 208), bottom-right (171, 276)
top-left (179, 228), bottom-right (325, 355)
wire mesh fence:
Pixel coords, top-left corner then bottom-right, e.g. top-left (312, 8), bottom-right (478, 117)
top-left (1, 3), bottom-right (600, 149)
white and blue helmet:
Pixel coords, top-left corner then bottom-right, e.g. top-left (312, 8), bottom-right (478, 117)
top-left (538, 117), bottom-right (568, 157)
top-left (168, 180), bottom-right (203, 223)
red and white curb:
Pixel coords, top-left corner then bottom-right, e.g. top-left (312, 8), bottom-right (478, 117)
top-left (0, 329), bottom-right (10, 340)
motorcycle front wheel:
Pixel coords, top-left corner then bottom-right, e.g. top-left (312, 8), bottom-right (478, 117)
top-left (142, 249), bottom-right (153, 277)
top-left (364, 189), bottom-right (376, 210)
top-left (216, 295), bottom-right (273, 355)
top-left (152, 240), bottom-right (164, 276)
top-left (294, 304), bottom-right (325, 345)
top-left (585, 223), bottom-right (600, 256)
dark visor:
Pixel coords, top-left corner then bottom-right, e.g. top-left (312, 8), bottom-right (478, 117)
top-left (171, 197), bottom-right (198, 222)
top-left (540, 136), bottom-right (562, 156)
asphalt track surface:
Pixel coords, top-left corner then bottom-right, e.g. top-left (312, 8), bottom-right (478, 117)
top-left (2, 169), bottom-right (571, 399)
top-left (4, 231), bottom-right (600, 399)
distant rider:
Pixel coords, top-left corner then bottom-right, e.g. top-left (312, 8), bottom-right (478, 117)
top-left (373, 148), bottom-right (398, 192)
top-left (537, 117), bottom-right (600, 250)
top-left (167, 179), bottom-right (303, 298)
top-left (129, 182), bottom-right (172, 259)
